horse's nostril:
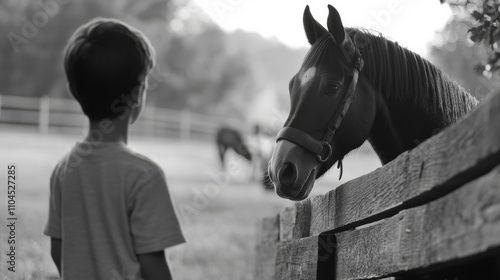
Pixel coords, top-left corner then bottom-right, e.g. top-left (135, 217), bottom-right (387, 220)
top-left (278, 163), bottom-right (297, 188)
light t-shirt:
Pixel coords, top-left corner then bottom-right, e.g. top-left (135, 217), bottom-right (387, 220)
top-left (44, 141), bottom-right (185, 280)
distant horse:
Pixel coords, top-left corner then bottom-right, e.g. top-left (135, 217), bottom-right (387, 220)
top-left (216, 127), bottom-right (252, 170)
top-left (268, 5), bottom-right (478, 201)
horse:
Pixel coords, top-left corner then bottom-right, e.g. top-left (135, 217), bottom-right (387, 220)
top-left (268, 5), bottom-right (479, 201)
top-left (216, 126), bottom-right (253, 170)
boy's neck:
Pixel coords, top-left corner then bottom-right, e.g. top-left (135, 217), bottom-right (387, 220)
top-left (85, 117), bottom-right (130, 144)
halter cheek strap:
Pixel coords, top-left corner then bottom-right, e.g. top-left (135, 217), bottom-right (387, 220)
top-left (276, 68), bottom-right (360, 159)
top-left (276, 48), bottom-right (363, 180)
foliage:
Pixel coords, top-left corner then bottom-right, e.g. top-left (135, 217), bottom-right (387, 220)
top-left (0, 0), bottom-right (174, 99)
top-left (0, 0), bottom-right (305, 118)
top-left (428, 18), bottom-right (495, 98)
top-left (441, 0), bottom-right (500, 76)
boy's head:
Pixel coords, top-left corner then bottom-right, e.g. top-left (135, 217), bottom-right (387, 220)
top-left (64, 18), bottom-right (155, 122)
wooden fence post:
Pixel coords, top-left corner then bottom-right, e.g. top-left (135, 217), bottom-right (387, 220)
top-left (255, 215), bottom-right (280, 280)
top-left (39, 96), bottom-right (50, 133)
top-left (180, 109), bottom-right (191, 140)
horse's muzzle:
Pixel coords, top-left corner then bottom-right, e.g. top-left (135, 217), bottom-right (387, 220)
top-left (269, 140), bottom-right (318, 200)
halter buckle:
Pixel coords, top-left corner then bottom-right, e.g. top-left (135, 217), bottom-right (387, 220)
top-left (316, 141), bottom-right (333, 163)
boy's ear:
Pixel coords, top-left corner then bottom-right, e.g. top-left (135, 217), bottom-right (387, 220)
top-left (303, 5), bottom-right (328, 45)
top-left (129, 83), bottom-right (145, 106)
top-left (326, 5), bottom-right (346, 45)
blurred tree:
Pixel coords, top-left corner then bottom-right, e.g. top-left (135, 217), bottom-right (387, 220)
top-left (2, 0), bottom-right (113, 97)
top-left (0, 1), bottom-right (24, 95)
top-left (156, 26), bottom-right (256, 117)
top-left (428, 17), bottom-right (497, 98)
top-left (0, 0), bottom-right (179, 98)
top-left (441, 0), bottom-right (500, 77)
top-left (0, 0), bottom-right (306, 119)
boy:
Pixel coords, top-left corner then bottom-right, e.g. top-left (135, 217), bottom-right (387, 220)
top-left (44, 18), bottom-right (185, 280)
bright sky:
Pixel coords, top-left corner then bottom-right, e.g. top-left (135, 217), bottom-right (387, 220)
top-left (192, 0), bottom-right (453, 56)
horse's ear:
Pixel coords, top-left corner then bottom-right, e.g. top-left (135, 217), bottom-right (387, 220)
top-left (327, 5), bottom-right (346, 45)
top-left (303, 5), bottom-right (327, 45)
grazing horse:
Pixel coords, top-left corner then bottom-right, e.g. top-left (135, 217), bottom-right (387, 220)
top-left (268, 5), bottom-right (478, 201)
top-left (216, 127), bottom-right (252, 170)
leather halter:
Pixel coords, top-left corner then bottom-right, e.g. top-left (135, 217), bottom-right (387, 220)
top-left (276, 43), bottom-right (364, 179)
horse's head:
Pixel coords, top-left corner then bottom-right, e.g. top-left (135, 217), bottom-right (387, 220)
top-left (268, 5), bottom-right (376, 200)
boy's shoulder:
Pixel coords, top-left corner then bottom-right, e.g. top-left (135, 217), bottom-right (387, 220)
top-left (123, 150), bottom-right (163, 175)
top-left (54, 142), bottom-right (164, 180)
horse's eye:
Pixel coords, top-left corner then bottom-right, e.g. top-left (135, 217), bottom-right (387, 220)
top-left (326, 83), bottom-right (341, 95)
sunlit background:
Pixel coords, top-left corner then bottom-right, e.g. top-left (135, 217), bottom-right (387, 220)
top-left (0, 0), bottom-right (495, 279)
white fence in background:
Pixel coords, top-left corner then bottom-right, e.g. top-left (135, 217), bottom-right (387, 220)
top-left (0, 95), bottom-right (244, 140)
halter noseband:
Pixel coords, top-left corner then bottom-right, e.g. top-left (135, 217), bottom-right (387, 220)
top-left (276, 44), bottom-right (364, 179)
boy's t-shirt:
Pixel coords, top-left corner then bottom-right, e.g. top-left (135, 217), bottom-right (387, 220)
top-left (44, 141), bottom-right (185, 280)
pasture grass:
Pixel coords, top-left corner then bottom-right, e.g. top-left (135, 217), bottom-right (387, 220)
top-left (0, 130), bottom-right (380, 279)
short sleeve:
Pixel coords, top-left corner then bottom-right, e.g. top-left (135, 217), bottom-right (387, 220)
top-left (44, 165), bottom-right (63, 238)
top-left (130, 171), bottom-right (185, 254)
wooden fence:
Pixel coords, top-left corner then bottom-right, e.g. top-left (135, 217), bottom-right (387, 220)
top-left (255, 91), bottom-right (500, 279)
top-left (0, 94), bottom-right (243, 139)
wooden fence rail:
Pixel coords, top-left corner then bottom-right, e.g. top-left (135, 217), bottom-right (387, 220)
top-left (255, 91), bottom-right (500, 280)
top-left (0, 94), bottom-right (244, 139)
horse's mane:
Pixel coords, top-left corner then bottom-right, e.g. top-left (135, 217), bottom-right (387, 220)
top-left (303, 28), bottom-right (479, 128)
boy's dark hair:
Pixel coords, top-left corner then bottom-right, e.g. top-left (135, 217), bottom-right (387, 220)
top-left (64, 18), bottom-right (155, 121)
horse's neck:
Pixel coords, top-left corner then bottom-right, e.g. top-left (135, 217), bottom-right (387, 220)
top-left (355, 34), bottom-right (478, 164)
top-left (367, 88), bottom-right (407, 164)
top-left (365, 79), bottom-right (449, 165)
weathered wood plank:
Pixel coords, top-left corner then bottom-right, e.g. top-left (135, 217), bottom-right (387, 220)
top-left (335, 166), bottom-right (500, 279)
top-left (278, 191), bottom-right (337, 241)
top-left (310, 191), bottom-right (336, 236)
top-left (275, 236), bottom-right (319, 280)
top-left (309, 91), bottom-right (500, 235)
top-left (280, 199), bottom-right (311, 241)
top-left (275, 233), bottom-right (336, 280)
top-left (254, 215), bottom-right (280, 280)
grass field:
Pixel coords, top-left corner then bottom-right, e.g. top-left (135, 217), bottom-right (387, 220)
top-left (0, 129), bottom-right (380, 280)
